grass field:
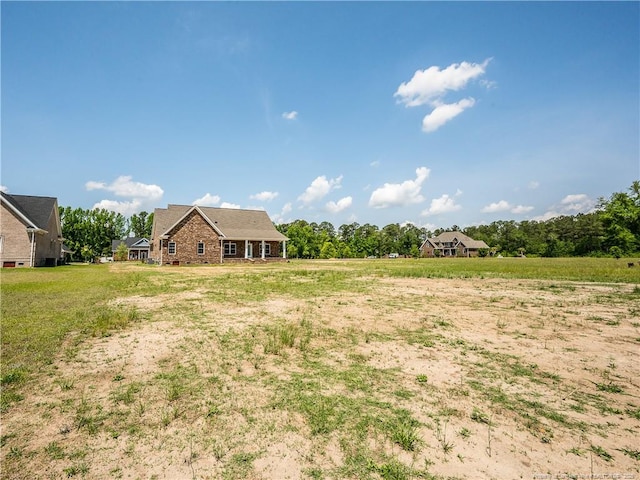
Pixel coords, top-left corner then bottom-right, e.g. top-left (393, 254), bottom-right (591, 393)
top-left (1, 258), bottom-right (639, 479)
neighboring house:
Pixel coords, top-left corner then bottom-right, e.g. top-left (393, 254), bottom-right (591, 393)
top-left (0, 192), bottom-right (63, 267)
top-left (112, 237), bottom-right (150, 261)
top-left (420, 231), bottom-right (489, 258)
top-left (149, 204), bottom-right (289, 265)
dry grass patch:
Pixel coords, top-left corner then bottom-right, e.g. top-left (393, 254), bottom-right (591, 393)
top-left (1, 261), bottom-right (639, 479)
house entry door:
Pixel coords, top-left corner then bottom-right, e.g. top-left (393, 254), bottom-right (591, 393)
top-left (247, 243), bottom-right (253, 258)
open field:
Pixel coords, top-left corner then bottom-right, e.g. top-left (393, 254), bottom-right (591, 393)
top-left (1, 258), bottom-right (639, 479)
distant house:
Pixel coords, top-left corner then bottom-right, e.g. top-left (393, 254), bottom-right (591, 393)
top-left (149, 204), bottom-right (288, 265)
top-left (420, 231), bottom-right (489, 258)
top-left (0, 192), bottom-right (63, 267)
top-left (112, 237), bottom-right (150, 261)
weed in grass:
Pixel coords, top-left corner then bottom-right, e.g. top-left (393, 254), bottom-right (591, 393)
top-left (625, 406), bottom-right (640, 420)
top-left (435, 418), bottom-right (454, 454)
top-left (618, 447), bottom-right (640, 461)
top-left (458, 427), bottom-right (471, 439)
top-left (304, 468), bottom-right (324, 479)
top-left (416, 374), bottom-right (428, 384)
top-left (74, 398), bottom-right (104, 435)
top-left (567, 447), bottom-right (585, 457)
top-left (388, 414), bottom-right (421, 452)
top-left (376, 459), bottom-right (410, 480)
top-left (111, 382), bottom-right (142, 405)
top-left (590, 444), bottom-right (613, 462)
top-left (63, 462), bottom-right (89, 477)
top-left (8, 446), bottom-right (23, 459)
top-left (45, 441), bottom-right (66, 460)
top-left (595, 382), bottom-right (623, 394)
top-left (471, 408), bottom-right (491, 425)
top-left (0, 433), bottom-right (16, 447)
top-left (223, 451), bottom-right (260, 479)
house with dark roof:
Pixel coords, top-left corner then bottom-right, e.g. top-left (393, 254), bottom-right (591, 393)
top-left (0, 192), bottom-right (63, 267)
top-left (420, 231), bottom-right (489, 258)
top-left (112, 237), bottom-right (150, 261)
top-left (149, 204), bottom-right (288, 265)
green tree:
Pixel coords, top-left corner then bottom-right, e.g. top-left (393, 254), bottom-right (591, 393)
top-left (60, 207), bottom-right (128, 260)
top-left (129, 211), bottom-right (154, 238)
top-left (598, 182), bottom-right (640, 254)
top-left (114, 242), bottom-right (128, 261)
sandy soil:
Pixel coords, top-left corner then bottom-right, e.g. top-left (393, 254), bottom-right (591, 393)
top-left (2, 266), bottom-right (639, 480)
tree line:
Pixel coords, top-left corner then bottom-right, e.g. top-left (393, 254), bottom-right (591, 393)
top-left (59, 182), bottom-right (638, 262)
top-left (277, 182), bottom-right (639, 259)
top-left (59, 208), bottom-right (153, 261)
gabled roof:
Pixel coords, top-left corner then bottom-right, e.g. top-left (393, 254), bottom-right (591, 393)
top-left (112, 237), bottom-right (150, 250)
top-left (151, 204), bottom-right (288, 242)
top-left (421, 231), bottom-right (489, 250)
top-left (459, 239), bottom-right (490, 249)
top-left (1, 191), bottom-right (59, 233)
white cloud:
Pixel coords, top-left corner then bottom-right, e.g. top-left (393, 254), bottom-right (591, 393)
top-left (395, 59), bottom-right (491, 132)
top-left (481, 200), bottom-right (511, 213)
top-left (298, 175), bottom-right (343, 205)
top-left (192, 193), bottom-right (221, 206)
top-left (91, 199), bottom-right (142, 217)
top-left (422, 98), bottom-right (475, 132)
top-left (528, 180), bottom-right (540, 190)
top-left (86, 175), bottom-right (163, 216)
top-left (271, 202), bottom-right (293, 225)
top-left (326, 196), bottom-right (353, 213)
top-left (511, 205), bottom-right (534, 214)
top-left (532, 210), bottom-right (562, 222)
top-left (370, 160), bottom-right (381, 168)
top-left (250, 191), bottom-right (279, 202)
top-left (560, 193), bottom-right (596, 212)
top-left (0, 185), bottom-right (8, 193)
top-left (395, 59), bottom-right (491, 107)
top-left (85, 175), bottom-right (163, 200)
top-left (421, 193), bottom-right (462, 216)
top-left (482, 200), bottom-right (534, 214)
top-left (220, 202), bottom-right (241, 209)
top-left (533, 193), bottom-right (597, 221)
top-left (368, 167), bottom-right (430, 209)
top-left (282, 111), bottom-right (298, 120)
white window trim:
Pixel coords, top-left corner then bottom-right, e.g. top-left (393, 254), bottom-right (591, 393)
top-left (168, 241), bottom-right (176, 255)
top-left (224, 242), bottom-right (236, 256)
top-left (197, 241), bottom-right (205, 255)
top-left (259, 243), bottom-right (271, 256)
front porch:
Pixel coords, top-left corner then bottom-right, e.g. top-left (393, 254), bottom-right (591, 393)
top-left (221, 239), bottom-right (287, 263)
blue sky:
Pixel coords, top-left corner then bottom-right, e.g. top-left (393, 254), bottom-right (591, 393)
top-left (2, 2), bottom-right (638, 230)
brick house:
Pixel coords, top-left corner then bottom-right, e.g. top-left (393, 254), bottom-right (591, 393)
top-left (0, 192), bottom-right (63, 267)
top-left (420, 231), bottom-right (489, 258)
top-left (149, 204), bottom-right (288, 265)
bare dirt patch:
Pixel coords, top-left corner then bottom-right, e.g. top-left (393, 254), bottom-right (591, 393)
top-left (2, 270), bottom-right (639, 479)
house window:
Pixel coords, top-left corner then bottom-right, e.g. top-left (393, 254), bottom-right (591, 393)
top-left (259, 243), bottom-right (271, 256)
top-left (197, 242), bottom-right (205, 255)
top-left (224, 242), bottom-right (236, 256)
top-left (0, 235), bottom-right (3, 253)
top-left (168, 241), bottom-right (176, 255)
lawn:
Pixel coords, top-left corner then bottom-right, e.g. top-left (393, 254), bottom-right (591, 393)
top-left (1, 258), bottom-right (639, 479)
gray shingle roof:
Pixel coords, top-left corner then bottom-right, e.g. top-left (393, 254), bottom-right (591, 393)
top-left (1, 192), bottom-right (57, 231)
top-left (112, 237), bottom-right (150, 251)
top-left (424, 231), bottom-right (489, 250)
top-left (152, 205), bottom-right (288, 242)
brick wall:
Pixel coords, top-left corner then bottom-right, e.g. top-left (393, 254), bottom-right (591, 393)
top-left (0, 204), bottom-right (32, 266)
top-left (158, 210), bottom-right (222, 264)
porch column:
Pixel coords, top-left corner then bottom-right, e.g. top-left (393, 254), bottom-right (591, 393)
top-left (283, 241), bottom-right (287, 259)
top-left (245, 240), bottom-right (249, 259)
top-left (261, 240), bottom-right (266, 259)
